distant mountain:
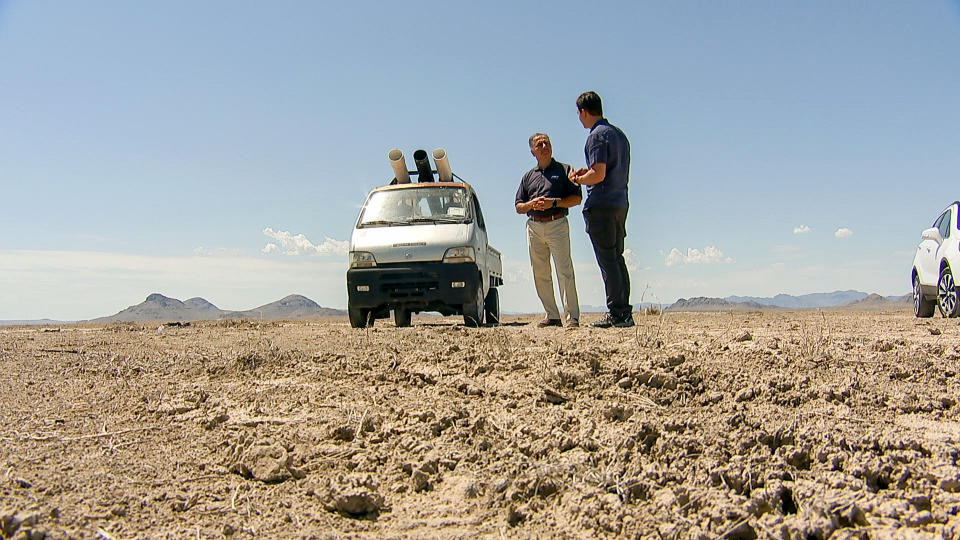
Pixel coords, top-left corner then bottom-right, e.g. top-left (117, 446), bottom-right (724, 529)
top-left (667, 291), bottom-right (913, 313)
top-left (0, 319), bottom-right (69, 326)
top-left (837, 293), bottom-right (912, 311)
top-left (667, 297), bottom-right (772, 312)
top-left (92, 293), bottom-right (346, 322)
top-left (724, 290), bottom-right (868, 308)
top-left (229, 295), bottom-right (344, 319)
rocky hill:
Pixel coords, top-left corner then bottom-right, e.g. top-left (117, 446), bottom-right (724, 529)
top-left (837, 293), bottom-right (912, 311)
top-left (667, 292), bottom-right (912, 313)
top-left (228, 295), bottom-right (344, 319)
top-left (724, 290), bottom-right (868, 308)
top-left (666, 297), bottom-right (772, 312)
top-left (92, 293), bottom-right (345, 322)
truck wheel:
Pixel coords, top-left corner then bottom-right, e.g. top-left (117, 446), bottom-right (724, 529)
top-left (938, 265), bottom-right (960, 318)
top-left (484, 288), bottom-right (500, 326)
top-left (463, 283), bottom-right (484, 327)
top-left (348, 306), bottom-right (370, 328)
top-left (394, 308), bottom-right (411, 327)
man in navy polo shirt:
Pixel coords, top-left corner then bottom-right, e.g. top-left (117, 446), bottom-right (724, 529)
top-left (570, 91), bottom-right (634, 328)
top-left (515, 133), bottom-right (582, 328)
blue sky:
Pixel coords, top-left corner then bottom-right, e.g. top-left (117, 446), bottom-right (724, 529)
top-left (2, 1), bottom-right (959, 320)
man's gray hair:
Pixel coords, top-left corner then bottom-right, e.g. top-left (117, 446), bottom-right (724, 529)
top-left (528, 132), bottom-right (550, 148)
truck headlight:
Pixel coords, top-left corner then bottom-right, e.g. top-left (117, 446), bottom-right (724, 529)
top-left (442, 246), bottom-right (475, 263)
top-left (350, 251), bottom-right (377, 268)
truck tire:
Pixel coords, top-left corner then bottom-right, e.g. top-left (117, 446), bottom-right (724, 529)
top-left (463, 283), bottom-right (484, 327)
top-left (484, 288), bottom-right (500, 326)
top-left (348, 306), bottom-right (370, 328)
top-left (394, 308), bottom-right (411, 327)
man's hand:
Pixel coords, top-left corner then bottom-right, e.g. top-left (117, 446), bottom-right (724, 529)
top-left (569, 168), bottom-right (588, 185)
top-left (571, 163), bottom-right (605, 186)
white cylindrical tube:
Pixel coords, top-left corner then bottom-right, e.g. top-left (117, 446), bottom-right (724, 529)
top-left (433, 148), bottom-right (453, 182)
top-left (388, 148), bottom-right (410, 183)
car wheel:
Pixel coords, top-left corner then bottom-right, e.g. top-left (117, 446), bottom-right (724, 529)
top-left (915, 274), bottom-right (935, 318)
top-left (348, 306), bottom-right (370, 328)
top-left (484, 288), bottom-right (500, 326)
top-left (394, 308), bottom-right (411, 327)
top-left (937, 266), bottom-right (960, 318)
top-left (463, 282), bottom-right (484, 327)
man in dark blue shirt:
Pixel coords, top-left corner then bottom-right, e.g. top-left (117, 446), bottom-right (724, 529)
top-left (515, 133), bottom-right (582, 327)
top-left (570, 91), bottom-right (634, 328)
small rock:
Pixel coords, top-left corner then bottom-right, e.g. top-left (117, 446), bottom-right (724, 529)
top-left (875, 340), bottom-right (895, 352)
top-left (231, 444), bottom-right (293, 483)
top-left (331, 491), bottom-right (384, 517)
top-left (411, 470), bottom-right (431, 492)
top-left (602, 405), bottom-right (633, 422)
top-left (735, 388), bottom-right (756, 402)
top-left (939, 472), bottom-right (960, 492)
top-left (505, 506), bottom-right (526, 527)
top-left (329, 425), bottom-right (355, 441)
top-left (930, 328), bottom-right (942, 336)
top-left (734, 330), bottom-right (752, 342)
top-left (540, 387), bottom-right (568, 404)
top-left (617, 377), bottom-right (632, 389)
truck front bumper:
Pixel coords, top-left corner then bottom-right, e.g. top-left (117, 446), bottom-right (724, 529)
top-left (346, 262), bottom-right (481, 312)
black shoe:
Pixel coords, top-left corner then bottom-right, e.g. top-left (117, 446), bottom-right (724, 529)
top-left (536, 318), bottom-right (562, 327)
top-left (590, 314), bottom-right (616, 328)
top-left (613, 314), bottom-right (635, 328)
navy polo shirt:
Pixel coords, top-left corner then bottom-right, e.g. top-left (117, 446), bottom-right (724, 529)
top-left (516, 159), bottom-right (582, 218)
top-left (583, 118), bottom-right (630, 209)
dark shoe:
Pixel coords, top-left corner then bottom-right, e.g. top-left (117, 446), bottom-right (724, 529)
top-left (536, 318), bottom-right (562, 328)
top-left (565, 318), bottom-right (579, 328)
top-left (613, 314), bottom-right (635, 328)
top-left (590, 314), bottom-right (616, 328)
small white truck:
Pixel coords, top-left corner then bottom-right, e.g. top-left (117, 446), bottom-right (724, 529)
top-left (346, 148), bottom-right (503, 328)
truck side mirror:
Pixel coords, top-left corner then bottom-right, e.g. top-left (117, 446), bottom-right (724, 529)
top-left (922, 227), bottom-right (942, 243)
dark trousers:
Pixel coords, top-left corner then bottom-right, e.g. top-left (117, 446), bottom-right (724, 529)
top-left (584, 205), bottom-right (632, 318)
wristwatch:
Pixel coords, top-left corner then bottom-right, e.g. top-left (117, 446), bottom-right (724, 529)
top-left (551, 199), bottom-right (557, 209)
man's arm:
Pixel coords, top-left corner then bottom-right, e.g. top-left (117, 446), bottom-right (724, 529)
top-left (556, 193), bottom-right (581, 208)
top-left (571, 162), bottom-right (606, 186)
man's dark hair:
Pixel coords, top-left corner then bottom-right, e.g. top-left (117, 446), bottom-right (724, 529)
top-left (576, 91), bottom-right (603, 116)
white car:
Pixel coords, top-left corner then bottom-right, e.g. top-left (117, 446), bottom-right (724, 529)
top-left (912, 201), bottom-right (960, 318)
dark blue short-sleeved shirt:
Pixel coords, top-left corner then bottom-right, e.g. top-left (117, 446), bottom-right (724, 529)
top-left (515, 159), bottom-right (582, 217)
top-left (583, 119), bottom-right (630, 209)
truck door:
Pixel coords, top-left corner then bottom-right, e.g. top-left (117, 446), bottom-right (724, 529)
top-left (919, 211), bottom-right (948, 285)
top-left (471, 193), bottom-right (489, 297)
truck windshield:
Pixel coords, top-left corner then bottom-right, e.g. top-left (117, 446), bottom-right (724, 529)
top-left (358, 186), bottom-right (472, 227)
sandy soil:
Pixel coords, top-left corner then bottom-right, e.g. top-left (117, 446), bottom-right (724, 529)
top-left (2, 310), bottom-right (960, 539)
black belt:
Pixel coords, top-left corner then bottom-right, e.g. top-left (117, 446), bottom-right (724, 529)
top-left (529, 212), bottom-right (565, 223)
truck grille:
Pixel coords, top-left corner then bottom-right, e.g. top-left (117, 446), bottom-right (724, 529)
top-left (379, 271), bottom-right (440, 298)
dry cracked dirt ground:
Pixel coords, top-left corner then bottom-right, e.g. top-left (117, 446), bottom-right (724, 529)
top-left (2, 310), bottom-right (960, 539)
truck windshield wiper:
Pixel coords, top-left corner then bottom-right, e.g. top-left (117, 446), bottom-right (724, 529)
top-left (405, 217), bottom-right (465, 224)
top-left (360, 219), bottom-right (406, 227)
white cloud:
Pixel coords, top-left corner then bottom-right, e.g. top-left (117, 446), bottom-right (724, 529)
top-left (262, 228), bottom-right (349, 256)
top-left (793, 225), bottom-right (811, 234)
top-left (623, 248), bottom-right (649, 273)
top-left (663, 246), bottom-right (734, 267)
top-left (834, 228), bottom-right (853, 238)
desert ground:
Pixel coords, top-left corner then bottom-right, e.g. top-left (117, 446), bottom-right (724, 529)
top-left (2, 309), bottom-right (960, 539)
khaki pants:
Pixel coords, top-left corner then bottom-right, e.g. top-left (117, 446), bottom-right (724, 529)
top-left (527, 217), bottom-right (580, 321)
